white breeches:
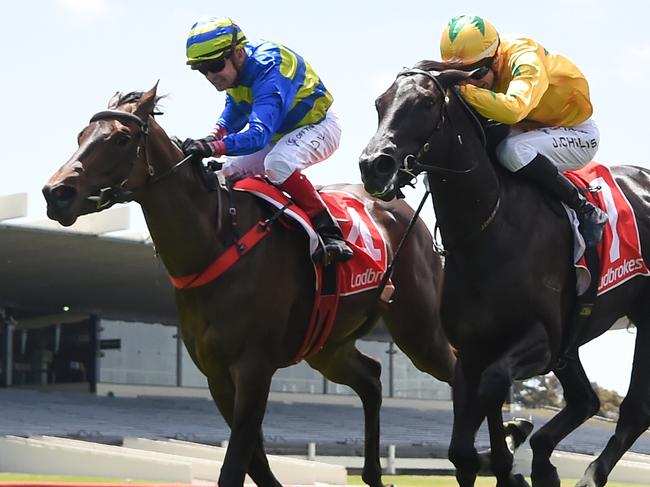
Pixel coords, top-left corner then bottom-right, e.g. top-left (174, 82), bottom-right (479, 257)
top-left (496, 119), bottom-right (600, 172)
top-left (220, 109), bottom-right (342, 184)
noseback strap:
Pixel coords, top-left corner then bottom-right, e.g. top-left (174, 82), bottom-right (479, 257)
top-left (90, 110), bottom-right (146, 129)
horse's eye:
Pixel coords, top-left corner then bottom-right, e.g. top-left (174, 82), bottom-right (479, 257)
top-left (113, 132), bottom-right (132, 146)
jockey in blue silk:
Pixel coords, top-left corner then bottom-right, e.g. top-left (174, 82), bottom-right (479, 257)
top-left (182, 17), bottom-right (353, 263)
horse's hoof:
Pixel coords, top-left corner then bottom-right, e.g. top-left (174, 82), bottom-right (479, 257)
top-left (361, 472), bottom-right (390, 487)
top-left (368, 482), bottom-right (393, 487)
top-left (504, 418), bottom-right (534, 450)
top-left (531, 466), bottom-right (560, 487)
top-left (497, 474), bottom-right (530, 487)
top-left (513, 474), bottom-right (531, 487)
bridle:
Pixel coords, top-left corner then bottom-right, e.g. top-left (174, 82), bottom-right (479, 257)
top-left (395, 68), bottom-right (487, 182)
top-left (86, 109), bottom-right (194, 210)
top-left (391, 68), bottom-right (500, 253)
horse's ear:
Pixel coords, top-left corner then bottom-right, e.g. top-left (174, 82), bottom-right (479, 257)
top-left (134, 81), bottom-right (159, 118)
top-left (107, 91), bottom-right (122, 109)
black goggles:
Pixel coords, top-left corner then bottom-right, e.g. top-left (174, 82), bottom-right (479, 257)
top-left (193, 55), bottom-right (229, 75)
top-left (460, 56), bottom-right (495, 72)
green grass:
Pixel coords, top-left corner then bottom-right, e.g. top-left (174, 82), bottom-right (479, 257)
top-left (348, 475), bottom-right (650, 487)
top-left (1, 473), bottom-right (648, 486)
top-left (0, 472), bottom-right (165, 483)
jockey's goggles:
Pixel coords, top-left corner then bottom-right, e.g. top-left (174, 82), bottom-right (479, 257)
top-left (193, 55), bottom-right (229, 75)
top-left (459, 55), bottom-right (495, 73)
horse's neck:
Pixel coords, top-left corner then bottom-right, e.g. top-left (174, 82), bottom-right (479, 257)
top-left (136, 127), bottom-right (259, 277)
top-left (428, 134), bottom-right (500, 249)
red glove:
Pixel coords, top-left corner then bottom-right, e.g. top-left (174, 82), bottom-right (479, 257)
top-left (211, 125), bottom-right (228, 140)
top-left (207, 137), bottom-right (226, 157)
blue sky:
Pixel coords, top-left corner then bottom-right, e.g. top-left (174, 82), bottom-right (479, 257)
top-left (2, 0), bottom-right (648, 395)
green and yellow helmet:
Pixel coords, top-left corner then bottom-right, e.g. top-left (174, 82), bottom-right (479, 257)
top-left (440, 15), bottom-right (499, 67)
top-left (186, 17), bottom-right (248, 66)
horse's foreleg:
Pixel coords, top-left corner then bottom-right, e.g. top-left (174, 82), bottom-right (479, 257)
top-left (477, 363), bottom-right (530, 487)
top-left (448, 358), bottom-right (485, 487)
top-left (575, 324), bottom-right (650, 487)
top-left (214, 361), bottom-right (275, 487)
top-left (528, 358), bottom-right (598, 487)
top-left (207, 374), bottom-right (282, 487)
top-left (308, 342), bottom-right (385, 487)
top-left (478, 325), bottom-right (551, 487)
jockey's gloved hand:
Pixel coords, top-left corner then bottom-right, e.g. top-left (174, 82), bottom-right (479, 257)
top-left (181, 137), bottom-right (213, 158)
top-left (181, 136), bottom-right (225, 158)
top-left (484, 120), bottom-right (510, 158)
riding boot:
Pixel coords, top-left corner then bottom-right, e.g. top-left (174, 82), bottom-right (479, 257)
top-left (279, 171), bottom-right (353, 262)
top-left (517, 154), bottom-right (608, 248)
top-left (309, 209), bottom-right (354, 262)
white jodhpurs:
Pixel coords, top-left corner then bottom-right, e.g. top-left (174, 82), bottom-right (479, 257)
top-left (220, 109), bottom-right (342, 184)
top-left (496, 119), bottom-right (600, 172)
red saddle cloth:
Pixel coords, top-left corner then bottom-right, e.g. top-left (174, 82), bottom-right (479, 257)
top-left (565, 161), bottom-right (650, 295)
top-left (233, 178), bottom-right (392, 362)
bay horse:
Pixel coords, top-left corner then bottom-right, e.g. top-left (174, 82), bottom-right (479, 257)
top-left (42, 84), bottom-right (457, 487)
top-left (359, 62), bottom-right (650, 487)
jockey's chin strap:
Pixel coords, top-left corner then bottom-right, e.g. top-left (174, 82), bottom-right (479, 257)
top-left (86, 109), bottom-right (194, 210)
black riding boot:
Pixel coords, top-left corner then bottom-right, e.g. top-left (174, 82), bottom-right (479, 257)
top-left (517, 154), bottom-right (608, 247)
top-left (310, 210), bottom-right (354, 263)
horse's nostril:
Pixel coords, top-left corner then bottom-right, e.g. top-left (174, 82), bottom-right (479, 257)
top-left (375, 155), bottom-right (397, 175)
top-left (48, 185), bottom-right (77, 209)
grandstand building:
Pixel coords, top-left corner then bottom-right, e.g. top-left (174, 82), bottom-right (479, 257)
top-left (0, 193), bottom-right (450, 400)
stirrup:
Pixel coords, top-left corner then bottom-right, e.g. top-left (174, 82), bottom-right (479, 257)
top-left (324, 239), bottom-right (354, 262)
top-left (578, 207), bottom-right (608, 247)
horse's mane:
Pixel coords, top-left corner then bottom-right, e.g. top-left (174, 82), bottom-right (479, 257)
top-left (414, 59), bottom-right (468, 73)
top-left (107, 91), bottom-right (166, 115)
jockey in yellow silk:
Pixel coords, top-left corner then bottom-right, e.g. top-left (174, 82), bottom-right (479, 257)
top-left (440, 15), bottom-right (608, 248)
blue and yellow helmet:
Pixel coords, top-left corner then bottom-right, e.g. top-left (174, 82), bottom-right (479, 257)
top-left (440, 15), bottom-right (499, 67)
top-left (186, 17), bottom-right (248, 66)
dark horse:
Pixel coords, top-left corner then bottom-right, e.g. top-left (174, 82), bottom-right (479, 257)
top-left (359, 62), bottom-right (650, 487)
top-left (43, 84), bottom-right (456, 487)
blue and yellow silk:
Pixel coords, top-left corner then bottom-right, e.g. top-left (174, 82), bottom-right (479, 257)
top-left (217, 40), bottom-right (333, 156)
top-left (186, 17), bottom-right (247, 64)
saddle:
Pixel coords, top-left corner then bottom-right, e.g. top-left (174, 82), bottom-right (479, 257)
top-left (232, 177), bottom-right (394, 362)
top-left (559, 162), bottom-right (650, 360)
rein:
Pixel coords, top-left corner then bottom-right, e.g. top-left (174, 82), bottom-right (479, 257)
top-left (376, 187), bottom-right (430, 297)
top-left (86, 110), bottom-right (195, 210)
